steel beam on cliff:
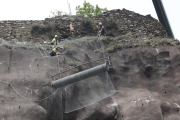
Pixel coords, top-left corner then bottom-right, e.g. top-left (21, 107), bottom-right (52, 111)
top-left (152, 0), bottom-right (174, 38)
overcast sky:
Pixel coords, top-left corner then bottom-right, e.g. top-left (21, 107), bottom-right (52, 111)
top-left (0, 0), bottom-right (179, 39)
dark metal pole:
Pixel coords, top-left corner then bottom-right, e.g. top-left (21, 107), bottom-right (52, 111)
top-left (152, 0), bottom-right (174, 38)
top-left (52, 63), bottom-right (108, 88)
top-left (49, 57), bottom-right (109, 85)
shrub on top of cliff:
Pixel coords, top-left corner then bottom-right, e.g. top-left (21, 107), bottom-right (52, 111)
top-left (47, 32), bottom-right (61, 39)
top-left (30, 24), bottom-right (53, 37)
top-left (101, 19), bottom-right (119, 31)
top-left (81, 19), bottom-right (93, 29)
top-left (80, 19), bottom-right (94, 33)
top-left (45, 25), bottom-right (53, 32)
top-left (39, 25), bottom-right (53, 34)
top-left (39, 27), bottom-right (47, 34)
top-left (101, 19), bottom-right (119, 37)
top-left (30, 24), bottom-right (40, 36)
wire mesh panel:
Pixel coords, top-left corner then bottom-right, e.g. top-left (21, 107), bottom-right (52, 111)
top-left (9, 47), bottom-right (63, 120)
top-left (0, 37), bottom-right (116, 119)
top-left (0, 46), bottom-right (11, 84)
top-left (64, 65), bottom-right (116, 113)
top-left (0, 46), bottom-right (13, 120)
top-left (55, 38), bottom-right (115, 113)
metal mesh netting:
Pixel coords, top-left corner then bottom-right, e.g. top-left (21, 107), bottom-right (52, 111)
top-left (0, 46), bottom-right (63, 120)
top-left (0, 46), bottom-right (12, 120)
top-left (52, 38), bottom-right (116, 113)
top-left (11, 47), bottom-right (63, 120)
top-left (0, 37), bottom-right (116, 119)
top-left (64, 70), bottom-right (115, 113)
top-left (10, 47), bottom-right (58, 101)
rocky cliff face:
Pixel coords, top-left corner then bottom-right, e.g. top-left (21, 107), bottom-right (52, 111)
top-left (0, 8), bottom-right (167, 42)
top-left (0, 8), bottom-right (179, 120)
top-left (0, 35), bottom-right (180, 120)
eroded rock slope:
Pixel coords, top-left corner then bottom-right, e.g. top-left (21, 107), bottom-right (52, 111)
top-left (0, 36), bottom-right (180, 120)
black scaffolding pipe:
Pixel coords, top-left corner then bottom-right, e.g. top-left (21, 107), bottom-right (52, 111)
top-left (152, 0), bottom-right (174, 38)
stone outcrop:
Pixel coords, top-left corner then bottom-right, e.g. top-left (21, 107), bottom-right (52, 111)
top-left (0, 8), bottom-right (168, 41)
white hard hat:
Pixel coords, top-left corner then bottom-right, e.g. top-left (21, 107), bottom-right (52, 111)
top-left (99, 22), bottom-right (102, 25)
top-left (55, 35), bottom-right (58, 37)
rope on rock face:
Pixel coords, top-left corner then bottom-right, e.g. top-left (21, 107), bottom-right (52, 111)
top-left (39, 43), bottom-right (51, 57)
top-left (3, 47), bottom-right (59, 102)
top-left (39, 44), bottom-right (48, 57)
top-left (29, 58), bottom-right (36, 71)
top-left (9, 76), bottom-right (58, 101)
top-left (57, 55), bottom-right (62, 78)
top-left (98, 34), bottom-right (107, 63)
top-left (10, 82), bottom-right (58, 101)
top-left (36, 45), bottom-right (46, 58)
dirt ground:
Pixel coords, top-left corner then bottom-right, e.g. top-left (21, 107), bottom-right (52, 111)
top-left (1, 38), bottom-right (180, 120)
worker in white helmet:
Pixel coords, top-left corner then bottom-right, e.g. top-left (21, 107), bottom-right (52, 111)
top-left (51, 35), bottom-right (58, 45)
top-left (98, 22), bottom-right (106, 37)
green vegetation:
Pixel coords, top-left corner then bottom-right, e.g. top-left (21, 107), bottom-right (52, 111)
top-left (30, 24), bottom-right (40, 36)
top-left (6, 45), bottom-right (13, 49)
top-left (151, 37), bottom-right (172, 43)
top-left (137, 37), bottom-right (173, 47)
top-left (67, 61), bottom-right (83, 72)
top-left (138, 40), bottom-right (148, 47)
top-left (101, 19), bottom-right (119, 31)
top-left (144, 37), bottom-right (173, 47)
top-left (30, 24), bottom-right (61, 39)
top-left (106, 46), bottom-right (115, 53)
top-left (30, 24), bottom-right (54, 35)
top-left (101, 19), bottom-right (119, 37)
top-left (105, 35), bottom-right (175, 53)
top-left (67, 61), bottom-right (81, 66)
top-left (81, 19), bottom-right (93, 29)
top-left (76, 0), bottom-right (108, 17)
top-left (49, 9), bottom-right (68, 18)
top-left (106, 44), bottom-right (125, 53)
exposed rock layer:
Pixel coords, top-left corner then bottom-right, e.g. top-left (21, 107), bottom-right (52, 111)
top-left (0, 9), bottom-right (168, 41)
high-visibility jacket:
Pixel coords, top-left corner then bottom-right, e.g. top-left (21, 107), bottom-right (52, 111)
top-left (52, 38), bottom-right (58, 43)
top-left (53, 48), bottom-right (57, 52)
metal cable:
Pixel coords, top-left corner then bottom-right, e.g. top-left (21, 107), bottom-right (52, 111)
top-left (49, 57), bottom-right (108, 83)
top-left (6, 47), bottom-right (58, 102)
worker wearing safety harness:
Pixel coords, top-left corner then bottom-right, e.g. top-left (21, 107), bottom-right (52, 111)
top-left (98, 22), bottom-right (106, 37)
top-left (50, 47), bottom-right (63, 56)
top-left (51, 35), bottom-right (58, 45)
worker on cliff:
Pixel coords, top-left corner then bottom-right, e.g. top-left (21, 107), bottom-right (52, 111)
top-left (51, 35), bottom-right (59, 45)
top-left (70, 23), bottom-right (74, 40)
top-left (50, 47), bottom-right (63, 56)
top-left (98, 22), bottom-right (106, 37)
